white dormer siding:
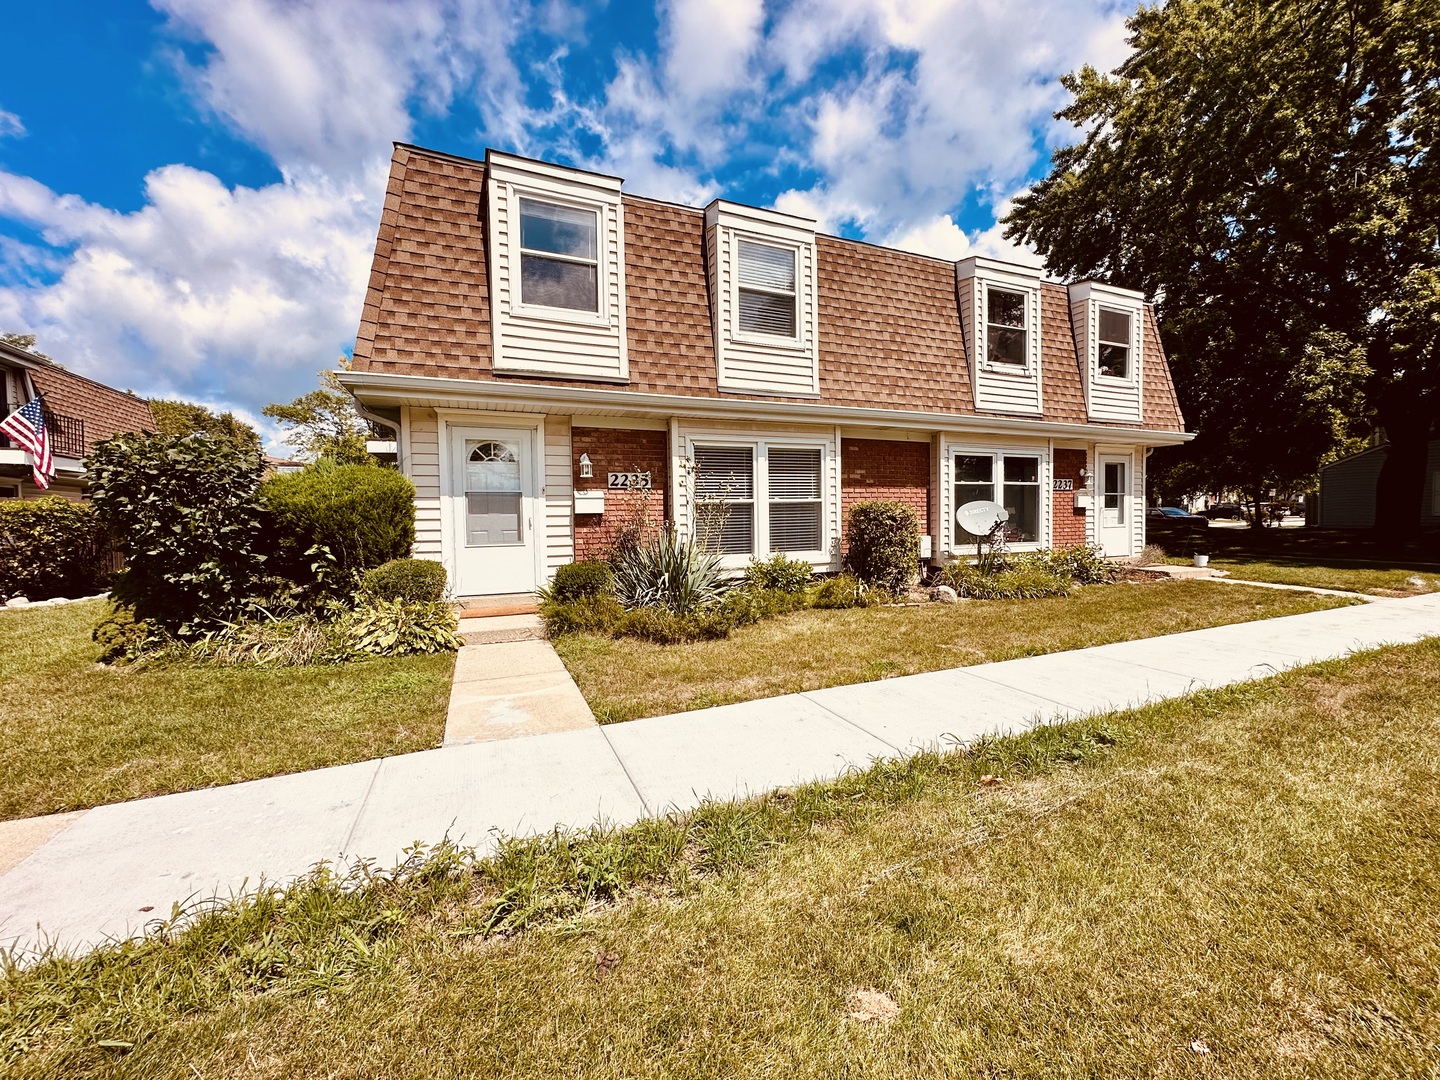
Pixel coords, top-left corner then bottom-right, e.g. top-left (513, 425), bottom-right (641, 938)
top-left (705, 201), bottom-right (819, 397)
top-left (956, 256), bottom-right (1044, 416)
top-left (485, 152), bottom-right (628, 381)
top-left (1068, 281), bottom-right (1145, 424)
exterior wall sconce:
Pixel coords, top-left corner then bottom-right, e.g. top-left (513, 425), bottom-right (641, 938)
top-left (1078, 465), bottom-right (1091, 487)
top-left (578, 453), bottom-right (593, 479)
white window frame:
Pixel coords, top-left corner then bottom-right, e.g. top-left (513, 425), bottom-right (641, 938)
top-left (732, 234), bottom-right (805, 349)
top-left (1095, 304), bottom-right (1138, 385)
top-left (946, 446), bottom-right (1048, 553)
top-left (983, 284), bottom-right (1032, 374)
top-left (510, 192), bottom-right (609, 328)
top-left (688, 434), bottom-right (831, 569)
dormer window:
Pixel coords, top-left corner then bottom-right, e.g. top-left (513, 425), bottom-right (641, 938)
top-left (518, 198), bottom-right (599, 312)
top-left (737, 241), bottom-right (797, 338)
top-left (986, 286), bottom-right (1028, 367)
top-left (1097, 307), bottom-right (1132, 379)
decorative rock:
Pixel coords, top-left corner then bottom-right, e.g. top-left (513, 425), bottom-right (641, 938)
top-left (929, 585), bottom-right (959, 604)
top-left (4, 597), bottom-right (30, 608)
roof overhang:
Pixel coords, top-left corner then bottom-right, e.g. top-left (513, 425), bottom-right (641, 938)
top-left (338, 370), bottom-right (1194, 448)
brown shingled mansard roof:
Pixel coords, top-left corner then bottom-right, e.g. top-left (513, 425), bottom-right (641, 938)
top-left (352, 143), bottom-right (1184, 433)
top-left (0, 344), bottom-right (154, 454)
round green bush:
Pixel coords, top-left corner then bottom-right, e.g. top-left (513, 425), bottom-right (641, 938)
top-left (0, 497), bottom-right (113, 602)
top-left (361, 558), bottom-right (448, 603)
top-left (743, 553), bottom-right (813, 593)
top-left (845, 501), bottom-right (920, 592)
top-left (549, 560), bottom-right (615, 604)
top-left (261, 463), bottom-right (416, 594)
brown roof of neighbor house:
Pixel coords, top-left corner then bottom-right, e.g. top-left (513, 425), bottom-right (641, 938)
top-left (353, 144), bottom-right (1185, 432)
top-left (20, 361), bottom-right (155, 453)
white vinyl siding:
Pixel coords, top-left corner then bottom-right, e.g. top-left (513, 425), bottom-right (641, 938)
top-left (956, 258), bottom-right (1044, 417)
top-left (543, 415), bottom-right (574, 574)
top-left (405, 406), bottom-right (443, 560)
top-left (705, 201), bottom-right (819, 396)
top-left (1069, 282), bottom-right (1144, 424)
top-left (487, 153), bottom-right (628, 381)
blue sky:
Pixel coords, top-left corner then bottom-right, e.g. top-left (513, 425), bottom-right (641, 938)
top-left (0, 0), bottom-right (1133, 447)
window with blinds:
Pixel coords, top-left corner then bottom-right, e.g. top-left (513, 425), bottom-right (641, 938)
top-left (737, 240), bottom-right (797, 338)
top-left (767, 447), bottom-right (822, 551)
top-left (694, 445), bottom-right (755, 555)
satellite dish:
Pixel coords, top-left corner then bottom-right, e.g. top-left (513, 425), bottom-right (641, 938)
top-left (956, 500), bottom-right (1008, 536)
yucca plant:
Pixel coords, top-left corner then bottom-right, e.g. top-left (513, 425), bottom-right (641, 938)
top-left (613, 526), bottom-right (727, 614)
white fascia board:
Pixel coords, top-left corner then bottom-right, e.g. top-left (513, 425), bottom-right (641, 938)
top-left (704, 199), bottom-right (816, 243)
top-left (956, 254), bottom-right (1045, 284)
top-left (1067, 280), bottom-right (1148, 304)
top-left (337, 370), bottom-right (1194, 448)
top-left (484, 150), bottom-right (623, 198)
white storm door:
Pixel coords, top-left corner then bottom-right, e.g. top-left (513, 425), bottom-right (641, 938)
top-left (451, 427), bottom-right (537, 595)
top-left (1099, 455), bottom-right (1133, 557)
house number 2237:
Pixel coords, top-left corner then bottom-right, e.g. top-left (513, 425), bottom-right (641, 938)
top-left (608, 471), bottom-right (653, 490)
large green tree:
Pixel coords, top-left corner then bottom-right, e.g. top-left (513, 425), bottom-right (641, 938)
top-left (263, 367), bottom-right (371, 464)
top-left (148, 399), bottom-right (262, 453)
top-left (1007, 0), bottom-right (1439, 532)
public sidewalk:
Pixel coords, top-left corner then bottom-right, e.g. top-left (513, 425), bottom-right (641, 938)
top-left (2, 594), bottom-right (1437, 957)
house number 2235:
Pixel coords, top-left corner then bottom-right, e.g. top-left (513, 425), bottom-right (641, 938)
top-left (608, 471), bottom-right (653, 490)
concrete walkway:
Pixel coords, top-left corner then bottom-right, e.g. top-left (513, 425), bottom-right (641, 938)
top-left (443, 633), bottom-right (596, 744)
top-left (2, 594), bottom-right (1436, 957)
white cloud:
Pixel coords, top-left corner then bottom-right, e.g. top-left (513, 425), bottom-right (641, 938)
top-left (0, 163), bottom-right (382, 409)
top-left (0, 109), bottom-right (24, 139)
top-left (661, 0), bottom-right (765, 104)
top-left (153, 0), bottom-right (525, 175)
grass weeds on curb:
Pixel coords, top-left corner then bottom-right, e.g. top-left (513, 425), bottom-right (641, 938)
top-left (1, 713), bottom-right (1133, 1070)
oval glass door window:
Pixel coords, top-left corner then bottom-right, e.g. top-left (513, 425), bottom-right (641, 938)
top-left (465, 440), bottom-right (523, 546)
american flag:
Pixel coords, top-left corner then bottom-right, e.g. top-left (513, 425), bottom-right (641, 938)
top-left (0, 397), bottom-right (54, 490)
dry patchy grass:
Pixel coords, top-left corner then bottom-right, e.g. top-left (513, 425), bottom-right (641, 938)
top-left (1199, 557), bottom-right (1440, 595)
top-left (0, 601), bottom-right (453, 820)
top-left (556, 579), bottom-right (1351, 722)
top-left (7, 640), bottom-right (1440, 1077)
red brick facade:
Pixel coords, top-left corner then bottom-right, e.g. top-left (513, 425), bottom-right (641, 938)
top-left (1052, 448), bottom-right (1090, 548)
top-left (840, 438), bottom-right (931, 547)
top-left (571, 427), bottom-right (669, 560)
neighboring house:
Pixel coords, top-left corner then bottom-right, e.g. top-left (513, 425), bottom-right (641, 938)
top-left (340, 144), bottom-right (1191, 599)
top-left (0, 340), bottom-right (155, 500)
top-left (1318, 440), bottom-right (1440, 529)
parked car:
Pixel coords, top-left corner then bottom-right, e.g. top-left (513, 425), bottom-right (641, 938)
top-left (1201, 503), bottom-right (1245, 520)
top-left (1146, 506), bottom-right (1210, 547)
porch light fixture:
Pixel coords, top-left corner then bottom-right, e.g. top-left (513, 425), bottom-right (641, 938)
top-left (578, 453), bottom-right (593, 479)
top-left (1078, 466), bottom-right (1091, 486)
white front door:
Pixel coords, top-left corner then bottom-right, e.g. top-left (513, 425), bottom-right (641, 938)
top-left (450, 426), bottom-right (537, 596)
top-left (1099, 455), bottom-right (1133, 557)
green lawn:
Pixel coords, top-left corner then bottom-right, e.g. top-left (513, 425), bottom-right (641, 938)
top-left (1189, 556), bottom-right (1440, 595)
top-left (555, 579), bottom-right (1353, 723)
top-left (0, 601), bottom-right (454, 821)
top-left (7, 639), bottom-right (1438, 1077)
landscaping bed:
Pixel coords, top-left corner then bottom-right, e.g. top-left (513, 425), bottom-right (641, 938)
top-left (0, 600), bottom-right (453, 821)
top-left (6, 638), bottom-right (1437, 1077)
top-left (555, 579), bottom-right (1353, 723)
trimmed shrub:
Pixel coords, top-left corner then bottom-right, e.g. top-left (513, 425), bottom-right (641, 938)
top-left (346, 598), bottom-right (463, 657)
top-left (261, 462), bottom-right (416, 597)
top-left (613, 528), bottom-right (726, 614)
top-left (361, 558), bottom-right (448, 603)
top-left (546, 560), bottom-right (615, 604)
top-left (0, 497), bottom-right (113, 602)
top-left (87, 433), bottom-right (268, 634)
top-left (811, 573), bottom-right (871, 609)
top-left (846, 501), bottom-right (920, 592)
top-left (743, 553), bottom-right (813, 593)
top-left (91, 602), bottom-right (154, 663)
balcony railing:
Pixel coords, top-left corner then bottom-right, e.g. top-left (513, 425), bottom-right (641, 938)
top-left (1, 402), bottom-right (86, 459)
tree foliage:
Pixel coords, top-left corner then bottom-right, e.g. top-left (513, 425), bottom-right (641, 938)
top-left (0, 498), bottom-right (113, 601)
top-left (148, 399), bottom-right (261, 452)
top-left (86, 433), bottom-right (269, 634)
top-left (263, 367), bottom-right (371, 464)
top-left (0, 332), bottom-right (49, 360)
top-left (1007, 0), bottom-right (1440, 531)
